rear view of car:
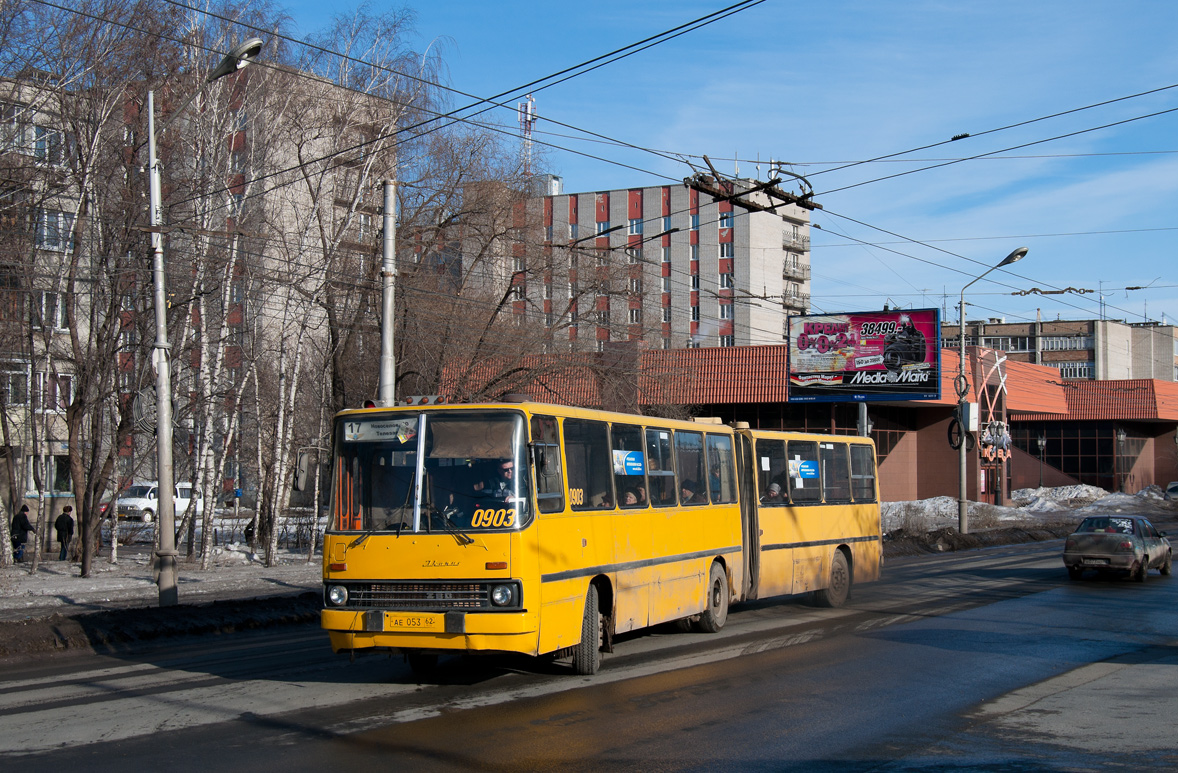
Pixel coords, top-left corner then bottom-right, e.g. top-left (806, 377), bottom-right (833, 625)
top-left (1063, 515), bottom-right (1172, 581)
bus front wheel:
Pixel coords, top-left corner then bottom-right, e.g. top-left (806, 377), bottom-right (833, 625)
top-left (694, 563), bottom-right (729, 633)
top-left (572, 584), bottom-right (602, 675)
top-left (814, 550), bottom-right (850, 608)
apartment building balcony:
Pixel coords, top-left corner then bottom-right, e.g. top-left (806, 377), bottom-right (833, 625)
top-left (782, 291), bottom-right (810, 311)
top-left (782, 231), bottom-right (810, 251)
top-left (782, 262), bottom-right (811, 281)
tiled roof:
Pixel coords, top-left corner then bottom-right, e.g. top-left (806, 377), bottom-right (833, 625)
top-left (639, 345), bottom-right (790, 404)
top-left (1013, 379), bottom-right (1178, 422)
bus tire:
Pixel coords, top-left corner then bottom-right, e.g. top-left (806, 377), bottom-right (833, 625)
top-left (572, 584), bottom-right (602, 675)
top-left (814, 550), bottom-right (850, 608)
top-left (694, 562), bottom-right (729, 633)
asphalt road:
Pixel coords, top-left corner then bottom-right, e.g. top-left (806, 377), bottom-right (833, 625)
top-left (3, 538), bottom-right (1177, 771)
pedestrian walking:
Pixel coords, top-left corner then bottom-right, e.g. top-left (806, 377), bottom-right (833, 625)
top-left (55, 506), bottom-right (75, 561)
top-left (10, 504), bottom-right (35, 562)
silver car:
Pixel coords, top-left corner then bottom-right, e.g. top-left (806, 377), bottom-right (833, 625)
top-left (1063, 515), bottom-right (1172, 581)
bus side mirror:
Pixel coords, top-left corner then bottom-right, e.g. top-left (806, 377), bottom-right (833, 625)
top-left (294, 451), bottom-right (310, 492)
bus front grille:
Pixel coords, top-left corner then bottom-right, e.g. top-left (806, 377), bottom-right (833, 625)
top-left (349, 582), bottom-right (488, 609)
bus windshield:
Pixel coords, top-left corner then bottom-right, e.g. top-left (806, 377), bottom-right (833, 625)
top-left (331, 411), bottom-right (531, 534)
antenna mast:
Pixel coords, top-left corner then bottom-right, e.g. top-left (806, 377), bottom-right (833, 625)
top-left (518, 94), bottom-right (537, 176)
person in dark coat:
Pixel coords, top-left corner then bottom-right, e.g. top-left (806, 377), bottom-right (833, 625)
top-left (55, 506), bottom-right (75, 561)
top-left (11, 504), bottom-right (35, 562)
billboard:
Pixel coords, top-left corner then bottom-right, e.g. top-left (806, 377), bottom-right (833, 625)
top-left (787, 308), bottom-right (941, 402)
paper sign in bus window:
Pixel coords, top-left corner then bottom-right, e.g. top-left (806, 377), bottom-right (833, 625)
top-left (612, 450), bottom-right (646, 475)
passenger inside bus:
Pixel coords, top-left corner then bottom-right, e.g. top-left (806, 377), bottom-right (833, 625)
top-left (680, 480), bottom-right (705, 504)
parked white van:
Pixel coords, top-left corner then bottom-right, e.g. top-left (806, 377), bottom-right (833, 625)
top-left (116, 482), bottom-right (203, 522)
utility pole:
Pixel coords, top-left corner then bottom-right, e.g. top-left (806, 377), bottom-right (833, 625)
top-left (378, 179), bottom-right (396, 406)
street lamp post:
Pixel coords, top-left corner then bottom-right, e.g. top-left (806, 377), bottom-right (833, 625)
top-left (957, 246), bottom-right (1028, 534)
top-left (148, 37), bottom-right (262, 606)
top-left (1037, 434), bottom-right (1046, 488)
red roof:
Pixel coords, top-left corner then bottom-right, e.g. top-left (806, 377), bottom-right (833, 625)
top-left (1013, 379), bottom-right (1178, 422)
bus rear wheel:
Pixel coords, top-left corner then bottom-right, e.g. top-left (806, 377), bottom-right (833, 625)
top-left (572, 584), bottom-right (602, 675)
top-left (694, 563), bottom-right (729, 633)
top-left (814, 550), bottom-right (850, 608)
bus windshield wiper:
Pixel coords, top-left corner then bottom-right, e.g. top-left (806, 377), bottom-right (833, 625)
top-left (438, 507), bottom-right (475, 545)
top-left (349, 530), bottom-right (376, 548)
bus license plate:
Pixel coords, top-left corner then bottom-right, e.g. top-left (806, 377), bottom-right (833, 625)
top-left (383, 612), bottom-right (443, 632)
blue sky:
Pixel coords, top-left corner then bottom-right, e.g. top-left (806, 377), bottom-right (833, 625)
top-left (279, 0), bottom-right (1178, 328)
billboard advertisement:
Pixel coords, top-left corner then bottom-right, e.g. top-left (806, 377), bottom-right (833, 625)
top-left (787, 308), bottom-right (941, 402)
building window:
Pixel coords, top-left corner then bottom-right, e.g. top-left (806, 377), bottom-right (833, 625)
top-left (35, 291), bottom-right (68, 330)
top-left (719, 272), bottom-right (734, 289)
top-left (691, 274), bottom-right (700, 290)
top-left (35, 371), bottom-right (71, 412)
top-left (720, 335), bottom-right (734, 347)
top-left (27, 454), bottom-right (72, 494)
top-left (662, 306), bottom-right (672, 322)
top-left (596, 340), bottom-right (606, 352)
top-left (662, 337), bottom-right (672, 350)
top-left (719, 302), bottom-right (733, 320)
top-left (596, 250), bottom-right (608, 267)
top-left (629, 308), bottom-right (641, 324)
top-left (545, 225), bottom-right (553, 242)
top-left (626, 247), bottom-right (642, 264)
top-left (690, 214), bottom-right (699, 231)
top-left (981, 336), bottom-right (1032, 352)
top-left (691, 305), bottom-right (700, 322)
top-left (35, 209), bottom-right (75, 252)
top-left (509, 284), bottom-right (524, 301)
top-left (512, 256), bottom-right (526, 273)
top-left (719, 211), bottom-right (734, 229)
top-left (662, 277), bottom-right (671, 293)
top-left (0, 364), bottom-right (29, 405)
top-left (1042, 336), bottom-right (1094, 351)
top-left (596, 221), bottom-right (611, 235)
top-left (1052, 361), bottom-right (1095, 379)
top-left (628, 218), bottom-right (643, 235)
top-left (662, 215), bottom-right (672, 232)
top-left (569, 281), bottom-right (577, 299)
top-left (690, 244), bottom-right (699, 261)
top-left (629, 277), bottom-right (642, 295)
top-left (719, 242), bottom-right (734, 259)
top-left (545, 313), bottom-right (554, 327)
top-left (569, 223), bottom-right (578, 241)
top-left (34, 125), bottom-right (69, 166)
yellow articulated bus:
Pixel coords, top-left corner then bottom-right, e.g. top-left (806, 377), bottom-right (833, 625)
top-left (320, 400), bottom-right (880, 676)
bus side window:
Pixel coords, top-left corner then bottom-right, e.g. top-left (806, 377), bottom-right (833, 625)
top-left (705, 433), bottom-right (737, 504)
top-left (531, 416), bottom-right (564, 513)
top-left (645, 428), bottom-right (677, 507)
top-left (820, 443), bottom-right (852, 503)
top-left (788, 440), bottom-right (821, 503)
top-left (849, 444), bottom-right (877, 502)
top-left (675, 430), bottom-right (706, 505)
top-left (611, 424), bottom-right (647, 508)
top-left (756, 439), bottom-right (788, 505)
top-left (564, 418), bottom-right (614, 510)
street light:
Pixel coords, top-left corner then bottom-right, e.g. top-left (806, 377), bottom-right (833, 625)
top-left (1037, 434), bottom-right (1046, 488)
top-left (957, 246), bottom-right (1028, 534)
top-left (148, 37), bottom-right (263, 607)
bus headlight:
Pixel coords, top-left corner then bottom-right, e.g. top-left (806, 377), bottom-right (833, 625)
top-left (490, 584), bottom-right (515, 607)
top-left (327, 585), bottom-right (348, 606)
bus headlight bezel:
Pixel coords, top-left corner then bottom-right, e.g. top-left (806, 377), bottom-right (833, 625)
top-left (327, 584), bottom-right (349, 606)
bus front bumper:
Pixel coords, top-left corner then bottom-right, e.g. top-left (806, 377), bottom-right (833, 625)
top-left (321, 608), bottom-right (539, 655)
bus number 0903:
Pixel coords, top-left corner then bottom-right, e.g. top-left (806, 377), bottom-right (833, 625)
top-left (471, 508), bottom-right (516, 528)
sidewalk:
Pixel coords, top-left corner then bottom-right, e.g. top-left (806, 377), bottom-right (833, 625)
top-left (0, 543), bottom-right (321, 623)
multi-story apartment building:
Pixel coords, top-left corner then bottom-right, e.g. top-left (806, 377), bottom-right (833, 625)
top-left (513, 179), bottom-right (812, 351)
top-left (0, 76), bottom-right (80, 511)
top-left (943, 317), bottom-right (1178, 381)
